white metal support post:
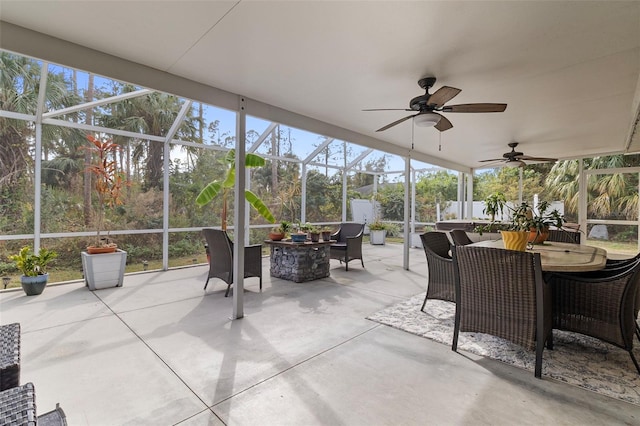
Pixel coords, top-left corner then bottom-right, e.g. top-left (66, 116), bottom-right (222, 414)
top-left (466, 172), bottom-right (474, 220)
top-left (518, 168), bottom-right (524, 204)
top-left (403, 157), bottom-right (411, 270)
top-left (342, 173), bottom-right (348, 222)
top-left (578, 159), bottom-right (586, 235)
top-left (233, 97), bottom-right (248, 320)
top-left (411, 169), bottom-right (416, 234)
top-left (163, 101), bottom-right (191, 270)
top-left (33, 63), bottom-right (49, 253)
top-left (301, 163), bottom-right (307, 223)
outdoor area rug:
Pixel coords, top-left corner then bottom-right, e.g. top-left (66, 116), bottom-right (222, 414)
top-left (367, 293), bottom-right (640, 406)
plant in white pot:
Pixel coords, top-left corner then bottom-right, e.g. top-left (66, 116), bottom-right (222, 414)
top-left (368, 221), bottom-right (388, 245)
top-left (9, 246), bottom-right (57, 296)
top-left (82, 134), bottom-right (128, 290)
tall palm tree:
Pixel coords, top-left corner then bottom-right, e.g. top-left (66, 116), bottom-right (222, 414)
top-left (98, 84), bottom-right (199, 190)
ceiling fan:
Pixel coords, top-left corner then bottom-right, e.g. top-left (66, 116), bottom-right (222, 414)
top-left (363, 77), bottom-right (507, 132)
top-left (479, 142), bottom-right (557, 168)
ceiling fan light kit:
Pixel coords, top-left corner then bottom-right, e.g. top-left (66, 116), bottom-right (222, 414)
top-left (478, 142), bottom-right (557, 167)
top-left (364, 77), bottom-right (507, 133)
top-left (504, 159), bottom-right (526, 168)
top-left (413, 112), bottom-right (441, 127)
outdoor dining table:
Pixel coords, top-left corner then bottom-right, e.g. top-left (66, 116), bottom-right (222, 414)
top-left (469, 239), bottom-right (607, 272)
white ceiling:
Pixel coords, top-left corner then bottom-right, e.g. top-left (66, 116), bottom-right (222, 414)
top-left (1, 1), bottom-right (639, 171)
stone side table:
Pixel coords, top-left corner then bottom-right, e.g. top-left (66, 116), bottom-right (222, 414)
top-left (265, 240), bottom-right (332, 283)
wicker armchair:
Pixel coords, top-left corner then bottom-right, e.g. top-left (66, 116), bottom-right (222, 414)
top-left (450, 229), bottom-right (473, 246)
top-left (202, 228), bottom-right (262, 297)
top-left (547, 228), bottom-right (581, 244)
top-left (452, 245), bottom-right (553, 378)
top-left (330, 223), bottom-right (364, 271)
top-left (547, 259), bottom-right (640, 374)
top-left (419, 232), bottom-right (455, 312)
top-left (0, 382), bottom-right (67, 426)
top-left (0, 323), bottom-right (20, 391)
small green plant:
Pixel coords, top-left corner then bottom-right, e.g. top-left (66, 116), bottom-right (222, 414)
top-left (368, 221), bottom-right (388, 231)
top-left (483, 192), bottom-right (507, 222)
top-left (475, 200), bottom-right (565, 235)
top-left (9, 247), bottom-right (57, 277)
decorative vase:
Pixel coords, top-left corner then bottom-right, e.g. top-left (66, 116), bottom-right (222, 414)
top-left (528, 227), bottom-right (549, 244)
top-left (269, 232), bottom-right (285, 241)
top-left (21, 274), bottom-right (48, 296)
top-left (501, 230), bottom-right (529, 251)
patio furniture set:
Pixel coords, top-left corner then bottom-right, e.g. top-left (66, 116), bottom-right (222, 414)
top-left (421, 229), bottom-right (640, 378)
top-left (0, 323), bottom-right (67, 425)
top-left (203, 223), bottom-right (365, 290)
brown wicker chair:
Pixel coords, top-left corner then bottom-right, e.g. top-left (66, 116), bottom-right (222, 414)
top-left (330, 223), bottom-right (364, 271)
top-left (0, 323), bottom-right (20, 391)
top-left (202, 228), bottom-right (262, 297)
top-left (450, 229), bottom-right (473, 246)
top-left (419, 232), bottom-right (455, 312)
top-left (452, 245), bottom-right (553, 378)
top-left (548, 259), bottom-right (640, 374)
top-left (547, 227), bottom-right (581, 244)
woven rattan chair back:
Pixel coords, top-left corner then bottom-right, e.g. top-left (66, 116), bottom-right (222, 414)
top-left (329, 223), bottom-right (364, 271)
top-left (419, 232), bottom-right (455, 312)
top-left (549, 259), bottom-right (640, 374)
top-left (202, 228), bottom-right (262, 297)
top-left (450, 229), bottom-right (474, 246)
top-left (452, 245), bottom-right (552, 378)
top-left (547, 228), bottom-right (581, 244)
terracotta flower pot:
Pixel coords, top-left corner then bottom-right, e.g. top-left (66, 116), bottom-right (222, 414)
top-left (528, 227), bottom-right (549, 244)
top-left (269, 232), bottom-right (285, 241)
top-left (86, 244), bottom-right (118, 254)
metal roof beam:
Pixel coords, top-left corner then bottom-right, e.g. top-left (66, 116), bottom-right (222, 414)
top-left (42, 88), bottom-right (153, 119)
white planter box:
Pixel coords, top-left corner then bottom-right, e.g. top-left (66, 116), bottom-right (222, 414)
top-left (82, 249), bottom-right (127, 290)
top-left (370, 230), bottom-right (386, 245)
top-left (411, 232), bottom-right (423, 248)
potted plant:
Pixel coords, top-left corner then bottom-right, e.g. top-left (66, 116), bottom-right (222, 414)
top-left (9, 246), bottom-right (57, 296)
top-left (520, 201), bottom-right (565, 244)
top-left (476, 199), bottom-right (565, 251)
top-left (85, 134), bottom-right (127, 254)
top-left (82, 134), bottom-right (128, 290)
top-left (196, 149), bottom-right (275, 231)
top-left (320, 227), bottom-right (333, 242)
top-left (368, 221), bottom-right (388, 245)
top-left (307, 225), bottom-right (321, 242)
top-left (483, 192), bottom-right (507, 222)
top-left (269, 221), bottom-right (291, 241)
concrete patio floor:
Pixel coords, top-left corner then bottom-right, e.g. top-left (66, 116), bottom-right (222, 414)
top-left (1, 243), bottom-right (639, 425)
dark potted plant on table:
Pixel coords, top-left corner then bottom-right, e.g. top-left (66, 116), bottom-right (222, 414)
top-left (307, 224), bottom-right (321, 242)
top-left (9, 247), bottom-right (57, 296)
top-left (82, 134), bottom-right (129, 290)
top-left (320, 227), bottom-right (333, 242)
